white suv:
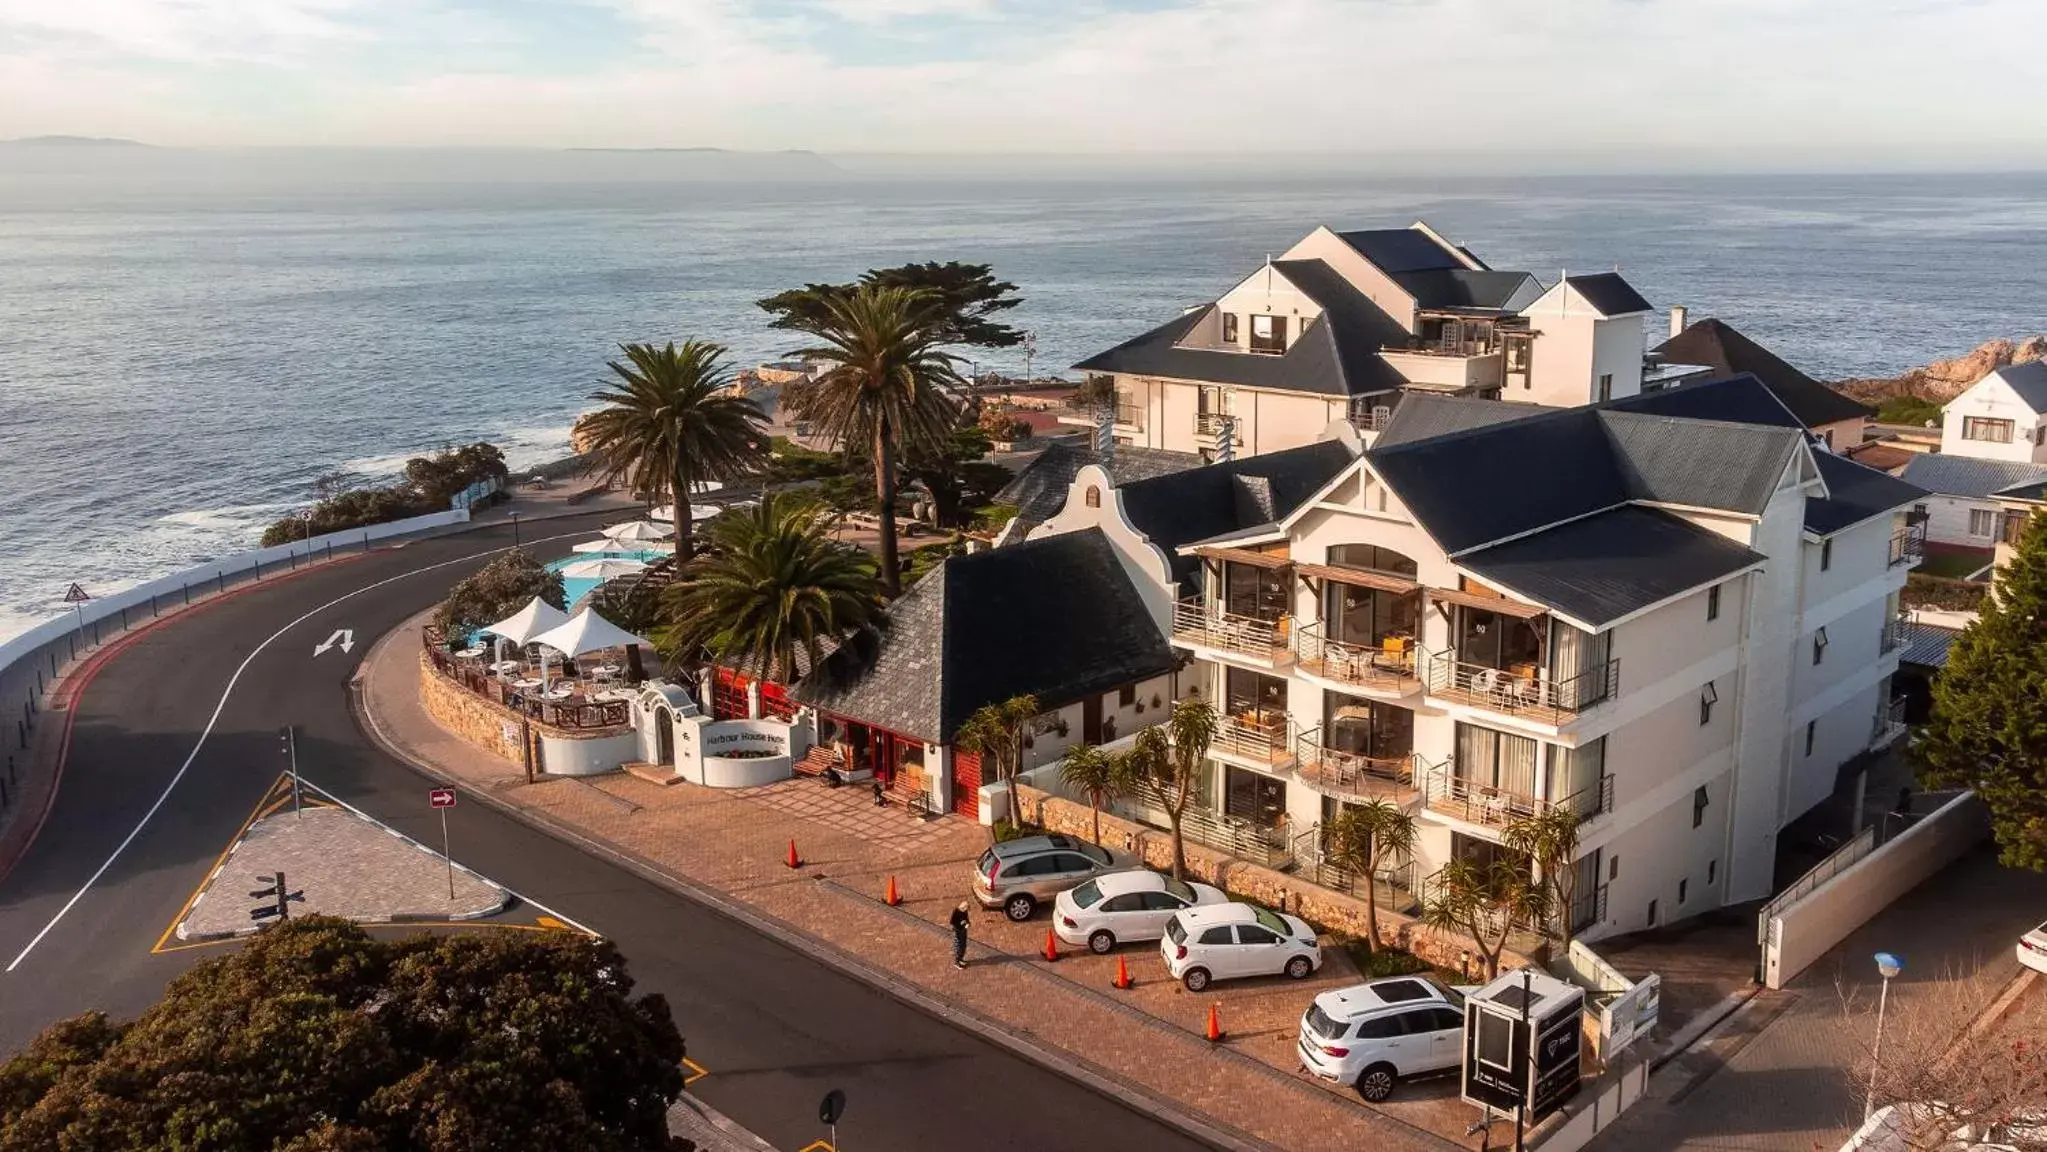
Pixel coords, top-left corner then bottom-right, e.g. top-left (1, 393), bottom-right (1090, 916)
top-left (1159, 903), bottom-right (1321, 991)
top-left (1298, 976), bottom-right (1471, 1101)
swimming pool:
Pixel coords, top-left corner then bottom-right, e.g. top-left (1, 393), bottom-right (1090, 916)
top-left (548, 549), bottom-right (665, 607)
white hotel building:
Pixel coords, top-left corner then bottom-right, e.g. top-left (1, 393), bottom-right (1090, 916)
top-left (1018, 376), bottom-right (1925, 940)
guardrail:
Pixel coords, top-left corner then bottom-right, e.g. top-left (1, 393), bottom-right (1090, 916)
top-left (1214, 711), bottom-right (1294, 766)
top-left (1292, 622), bottom-right (1418, 692)
top-left (1421, 764), bottom-right (1554, 828)
top-left (1292, 732), bottom-right (1416, 801)
top-left (1888, 526), bottom-right (1926, 567)
top-left (422, 644), bottom-right (630, 731)
top-left (1170, 598), bottom-right (1291, 663)
top-left (1756, 825), bottom-right (1878, 945)
top-left (1422, 652), bottom-right (1618, 723)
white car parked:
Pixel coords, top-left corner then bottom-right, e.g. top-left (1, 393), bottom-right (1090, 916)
top-left (2018, 919), bottom-right (2047, 976)
top-left (1054, 870), bottom-right (1228, 954)
top-left (1298, 976), bottom-right (1472, 1101)
top-left (1159, 903), bottom-right (1321, 992)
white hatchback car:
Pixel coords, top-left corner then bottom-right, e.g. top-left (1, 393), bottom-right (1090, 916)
top-left (1054, 870), bottom-right (1228, 954)
top-left (1159, 903), bottom-right (1321, 991)
top-left (1298, 976), bottom-right (1472, 1101)
top-left (2019, 919), bottom-right (2047, 976)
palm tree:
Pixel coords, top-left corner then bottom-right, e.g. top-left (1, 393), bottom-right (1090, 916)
top-left (956, 694), bottom-right (1040, 839)
top-left (1503, 806), bottom-right (1585, 945)
top-left (1421, 858), bottom-right (1549, 980)
top-left (1324, 799), bottom-right (1417, 953)
top-left (1060, 744), bottom-right (1134, 847)
top-left (657, 493), bottom-right (884, 683)
top-left (781, 284), bottom-right (962, 595)
top-left (1124, 698), bottom-right (1217, 881)
top-left (582, 340), bottom-right (769, 560)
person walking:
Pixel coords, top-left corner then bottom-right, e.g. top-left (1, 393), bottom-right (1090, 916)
top-left (950, 901), bottom-right (971, 970)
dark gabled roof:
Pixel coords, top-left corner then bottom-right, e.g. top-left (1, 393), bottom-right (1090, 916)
top-left (993, 443), bottom-right (1201, 533)
top-left (1118, 439), bottom-right (1356, 583)
top-left (1653, 319), bottom-right (1873, 428)
top-left (1457, 506), bottom-right (1766, 628)
top-left (1269, 259), bottom-right (1408, 394)
top-left (1898, 621), bottom-right (1961, 670)
top-left (1899, 454), bottom-right (2047, 500)
top-left (1072, 293), bottom-right (1396, 399)
top-left (1994, 360), bottom-right (2047, 410)
top-left (791, 529), bottom-right (1175, 744)
top-left (1373, 393), bottom-right (1550, 449)
top-left (1806, 451), bottom-right (1928, 535)
top-left (1599, 410), bottom-right (1804, 516)
top-left (1335, 227), bottom-right (1465, 274)
top-left (1563, 272), bottom-right (1653, 317)
top-left (1394, 268), bottom-right (1539, 312)
top-left (1608, 372), bottom-right (1806, 430)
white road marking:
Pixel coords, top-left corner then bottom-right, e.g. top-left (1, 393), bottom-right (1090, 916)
top-left (5, 525), bottom-right (593, 973)
top-left (313, 628), bottom-right (355, 656)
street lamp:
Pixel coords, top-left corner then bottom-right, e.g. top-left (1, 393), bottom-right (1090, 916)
top-left (509, 509), bottom-right (522, 548)
top-left (1865, 951), bottom-right (1904, 1120)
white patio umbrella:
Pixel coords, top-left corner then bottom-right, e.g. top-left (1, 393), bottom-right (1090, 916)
top-left (572, 537), bottom-right (676, 555)
top-left (601, 519), bottom-right (675, 543)
top-left (559, 557), bottom-right (650, 580)
top-left (478, 596), bottom-right (572, 683)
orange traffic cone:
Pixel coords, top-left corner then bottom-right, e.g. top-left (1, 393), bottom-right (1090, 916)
top-left (1113, 955), bottom-right (1134, 990)
top-left (883, 874), bottom-right (901, 906)
top-left (1041, 929), bottom-right (1060, 962)
top-left (785, 839), bottom-right (802, 869)
top-left (1205, 1002), bottom-right (1224, 1043)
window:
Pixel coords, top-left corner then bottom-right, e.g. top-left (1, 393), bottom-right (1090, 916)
top-left (1084, 485), bottom-right (1100, 509)
top-left (1706, 583), bottom-right (1721, 621)
top-left (1679, 879), bottom-right (1689, 905)
top-left (1198, 926), bottom-right (1234, 945)
top-left (1708, 860), bottom-right (1717, 884)
top-left (1805, 720), bottom-right (1817, 756)
top-left (1913, 502), bottom-right (1928, 520)
top-left (1326, 543), bottom-right (1419, 579)
top-left (1597, 373), bottom-right (1614, 402)
top-left (1963, 416), bottom-right (2014, 443)
top-left (1813, 627), bottom-right (1829, 665)
top-left (1700, 682), bottom-right (1718, 727)
top-left (1100, 893), bottom-right (1145, 913)
top-left (1820, 429), bottom-right (1835, 450)
top-left (1249, 314), bottom-right (1288, 355)
top-left (1118, 685), bottom-right (1137, 709)
top-left (1236, 925), bottom-right (1280, 945)
top-left (1609, 855), bottom-right (1620, 881)
top-left (1970, 508), bottom-right (1998, 537)
top-left (1820, 539), bottom-right (1833, 571)
top-left (1221, 312), bottom-right (1239, 345)
top-left (1142, 891), bottom-right (1186, 912)
top-left (1647, 899), bottom-right (1658, 926)
top-left (1693, 785), bottom-right (1709, 829)
top-left (1356, 1016), bottom-right (1405, 1040)
top-left (2037, 426), bottom-right (2046, 447)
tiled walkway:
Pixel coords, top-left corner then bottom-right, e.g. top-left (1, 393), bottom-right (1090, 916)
top-left (734, 777), bottom-right (955, 853)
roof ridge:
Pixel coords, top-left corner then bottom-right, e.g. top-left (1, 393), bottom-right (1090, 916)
top-left (1368, 402), bottom-right (1589, 457)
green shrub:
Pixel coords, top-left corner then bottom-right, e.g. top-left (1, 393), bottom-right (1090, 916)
top-left (991, 818), bottom-right (1039, 843)
top-left (262, 442), bottom-right (507, 547)
top-left (1904, 570), bottom-right (1989, 612)
top-left (434, 549), bottom-right (567, 640)
top-left (1877, 395), bottom-right (1942, 427)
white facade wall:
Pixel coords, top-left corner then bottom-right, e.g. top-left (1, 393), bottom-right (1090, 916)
top-left (1938, 371), bottom-right (2047, 463)
top-left (1516, 283), bottom-right (1645, 408)
top-left (1105, 374), bottom-right (1344, 456)
top-left (1588, 769), bottom-right (1734, 935)
top-left (1920, 492), bottom-right (2000, 549)
top-left (1724, 487), bottom-right (1809, 902)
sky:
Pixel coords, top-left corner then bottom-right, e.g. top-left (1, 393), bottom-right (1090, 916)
top-left (2, 0), bottom-right (2045, 166)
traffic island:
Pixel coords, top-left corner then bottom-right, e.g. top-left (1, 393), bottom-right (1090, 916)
top-left (173, 786), bottom-right (508, 942)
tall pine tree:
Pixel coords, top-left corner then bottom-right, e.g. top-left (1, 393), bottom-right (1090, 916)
top-left (1918, 508), bottom-right (2047, 870)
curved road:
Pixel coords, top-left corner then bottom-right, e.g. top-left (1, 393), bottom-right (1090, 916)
top-left (0, 513), bottom-right (1211, 1152)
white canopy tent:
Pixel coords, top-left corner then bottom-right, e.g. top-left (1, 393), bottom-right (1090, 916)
top-left (531, 608), bottom-right (654, 688)
top-left (601, 519), bottom-right (675, 543)
top-left (480, 596), bottom-right (571, 646)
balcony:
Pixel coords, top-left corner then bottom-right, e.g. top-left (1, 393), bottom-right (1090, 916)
top-left (1422, 651), bottom-right (1618, 726)
top-left (1870, 694), bottom-right (1909, 751)
top-left (1293, 622), bottom-right (1420, 696)
top-left (1291, 733), bottom-right (1419, 804)
top-left (1171, 598), bottom-right (1293, 666)
top-left (1889, 526), bottom-right (1926, 568)
top-left (1380, 347), bottom-right (1506, 393)
top-left (1879, 616), bottom-right (1910, 655)
top-left (1213, 709), bottom-right (1296, 769)
top-left (1193, 411), bottom-right (1240, 446)
top-left (1114, 402), bottom-right (1145, 431)
top-left (1420, 764), bottom-right (1613, 831)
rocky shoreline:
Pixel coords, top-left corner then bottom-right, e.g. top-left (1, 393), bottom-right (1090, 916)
top-left (1829, 335), bottom-right (2047, 405)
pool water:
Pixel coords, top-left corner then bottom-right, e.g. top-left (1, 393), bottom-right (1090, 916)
top-left (547, 549), bottom-right (664, 607)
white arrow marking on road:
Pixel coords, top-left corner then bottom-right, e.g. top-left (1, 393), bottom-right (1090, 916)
top-left (313, 628), bottom-right (355, 657)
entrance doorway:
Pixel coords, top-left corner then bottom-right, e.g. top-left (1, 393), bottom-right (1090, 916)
top-left (654, 707), bottom-right (674, 766)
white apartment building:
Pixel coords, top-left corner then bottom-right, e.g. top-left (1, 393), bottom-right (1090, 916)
top-left (1902, 361), bottom-right (2047, 551)
top-left (1028, 375), bottom-right (1926, 941)
top-left (1073, 222), bottom-right (1655, 459)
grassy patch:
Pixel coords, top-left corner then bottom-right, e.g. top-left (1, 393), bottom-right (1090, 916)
top-left (1914, 552), bottom-right (1992, 580)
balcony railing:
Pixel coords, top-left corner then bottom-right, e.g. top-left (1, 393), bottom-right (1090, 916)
top-left (1131, 785), bottom-right (1293, 870)
top-left (1292, 732), bottom-right (1418, 802)
top-left (1889, 527), bottom-right (1926, 567)
top-left (1171, 598), bottom-right (1292, 663)
top-left (1214, 710), bottom-right (1296, 767)
top-left (1114, 402), bottom-right (1145, 430)
top-left (1194, 411), bottom-right (1240, 442)
top-left (1421, 763), bottom-right (1553, 828)
top-left (1870, 694), bottom-right (1909, 750)
top-left (1423, 651), bottom-right (1618, 724)
top-left (1291, 825), bottom-right (1421, 915)
top-left (1347, 397), bottom-right (1397, 432)
top-left (1418, 865), bottom-right (1546, 940)
top-left (1292, 622), bottom-right (1419, 694)
top-left (1879, 616), bottom-right (1910, 655)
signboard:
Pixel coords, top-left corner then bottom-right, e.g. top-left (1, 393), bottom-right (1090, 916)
top-left (1603, 972), bottom-right (1661, 1057)
top-left (62, 583), bottom-right (90, 604)
top-left (429, 788), bottom-right (457, 809)
top-left (1461, 969), bottom-right (1586, 1123)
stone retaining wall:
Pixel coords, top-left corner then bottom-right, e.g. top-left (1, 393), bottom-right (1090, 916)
top-left (418, 653), bottom-right (633, 773)
top-left (1015, 785), bottom-right (1535, 974)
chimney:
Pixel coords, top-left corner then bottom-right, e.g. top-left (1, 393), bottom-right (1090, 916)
top-left (1669, 305), bottom-right (1689, 339)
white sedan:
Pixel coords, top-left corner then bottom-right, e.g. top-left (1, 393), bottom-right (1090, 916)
top-left (2019, 919), bottom-right (2047, 976)
top-left (1054, 870), bottom-right (1228, 954)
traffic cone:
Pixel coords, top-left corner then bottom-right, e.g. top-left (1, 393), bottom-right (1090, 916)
top-left (883, 874), bottom-right (901, 906)
top-left (785, 839), bottom-right (802, 869)
top-left (1205, 1003), bottom-right (1224, 1043)
top-left (1041, 929), bottom-right (1060, 962)
top-left (1113, 955), bottom-right (1134, 990)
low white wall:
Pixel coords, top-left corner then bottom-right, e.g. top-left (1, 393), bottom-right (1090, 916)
top-left (674, 717), bottom-right (808, 788)
top-left (1764, 792), bottom-right (1989, 989)
top-left (1530, 1056), bottom-right (1653, 1151)
top-left (539, 731), bottom-right (640, 777)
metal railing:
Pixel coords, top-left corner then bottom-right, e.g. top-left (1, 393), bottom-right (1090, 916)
top-left (1114, 402), bottom-right (1145, 430)
top-left (1347, 399), bottom-right (1397, 432)
top-left (1571, 883), bottom-right (1609, 934)
top-left (1170, 598), bottom-right (1292, 663)
top-left (423, 638), bottom-right (631, 732)
top-left (1418, 864), bottom-right (1545, 938)
top-left (1568, 774), bottom-right (1617, 824)
top-left (1870, 694), bottom-right (1909, 749)
top-left (1421, 762), bottom-right (1554, 828)
top-left (1291, 825), bottom-right (1421, 915)
top-left (1757, 826), bottom-right (1878, 944)
top-left (1888, 526), bottom-right (1926, 567)
top-left (1879, 616), bottom-right (1910, 655)
top-left (1194, 411), bottom-right (1240, 442)
top-left (1292, 732), bottom-right (1417, 801)
top-left (1422, 651), bottom-right (1618, 723)
top-left (1214, 710), bottom-right (1296, 767)
top-left (1132, 785), bottom-right (1293, 869)
top-left (1292, 622), bottom-right (1419, 692)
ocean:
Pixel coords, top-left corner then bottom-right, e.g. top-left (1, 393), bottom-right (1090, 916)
top-left (3, 150), bottom-right (2046, 642)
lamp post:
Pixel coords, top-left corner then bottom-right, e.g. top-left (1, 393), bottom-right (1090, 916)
top-left (1865, 951), bottom-right (1904, 1121)
top-left (509, 509), bottom-right (522, 548)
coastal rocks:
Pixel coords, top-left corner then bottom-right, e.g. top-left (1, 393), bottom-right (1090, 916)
top-left (1834, 336), bottom-right (2047, 403)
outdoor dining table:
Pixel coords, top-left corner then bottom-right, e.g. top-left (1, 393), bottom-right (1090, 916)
top-left (542, 687), bottom-right (575, 701)
top-left (455, 645), bottom-right (487, 659)
top-left (510, 677), bottom-right (543, 691)
top-left (593, 663), bottom-right (623, 679)
top-left (490, 661), bottom-right (523, 675)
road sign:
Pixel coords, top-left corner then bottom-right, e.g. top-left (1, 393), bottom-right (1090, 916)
top-left (429, 788), bottom-right (457, 809)
top-left (819, 1088), bottom-right (846, 1126)
top-left (250, 872), bottom-right (305, 923)
top-left (62, 583), bottom-right (90, 604)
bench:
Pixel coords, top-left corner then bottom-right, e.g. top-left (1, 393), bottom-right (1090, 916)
top-left (906, 791), bottom-right (938, 821)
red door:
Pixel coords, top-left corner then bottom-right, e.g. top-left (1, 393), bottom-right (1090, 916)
top-left (952, 749), bottom-right (982, 820)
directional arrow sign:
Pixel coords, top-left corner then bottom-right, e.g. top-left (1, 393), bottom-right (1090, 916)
top-left (313, 629), bottom-right (355, 657)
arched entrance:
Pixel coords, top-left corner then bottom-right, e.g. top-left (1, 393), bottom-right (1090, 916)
top-left (654, 707), bottom-right (675, 766)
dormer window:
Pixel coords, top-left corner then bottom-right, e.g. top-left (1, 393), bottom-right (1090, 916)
top-left (1249, 314), bottom-right (1288, 355)
top-left (1221, 312), bottom-right (1239, 345)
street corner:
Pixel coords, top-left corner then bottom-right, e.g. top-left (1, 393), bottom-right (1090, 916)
top-left (158, 774), bottom-right (512, 949)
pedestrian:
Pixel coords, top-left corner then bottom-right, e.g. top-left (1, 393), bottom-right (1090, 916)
top-left (1894, 785), bottom-right (1913, 820)
top-left (872, 777), bottom-right (888, 808)
top-left (950, 901), bottom-right (971, 969)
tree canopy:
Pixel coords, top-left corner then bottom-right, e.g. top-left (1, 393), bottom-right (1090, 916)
top-left (758, 261), bottom-right (1024, 350)
top-left (0, 917), bottom-right (689, 1151)
top-left (1918, 510), bottom-right (2047, 870)
top-left (434, 548), bottom-right (567, 641)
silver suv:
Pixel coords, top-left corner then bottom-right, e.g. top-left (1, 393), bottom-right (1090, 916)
top-left (973, 834), bottom-right (1115, 921)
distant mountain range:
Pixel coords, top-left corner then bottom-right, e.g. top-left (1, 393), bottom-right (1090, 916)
top-left (2, 135), bottom-right (149, 147)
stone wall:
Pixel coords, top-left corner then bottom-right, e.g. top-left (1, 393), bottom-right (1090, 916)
top-left (418, 654), bottom-right (633, 774)
top-left (1014, 785), bottom-right (1536, 975)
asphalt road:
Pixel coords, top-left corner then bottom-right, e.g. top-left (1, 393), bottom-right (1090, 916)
top-left (0, 512), bottom-right (1213, 1152)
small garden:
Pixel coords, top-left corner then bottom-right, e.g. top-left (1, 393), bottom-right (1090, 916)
top-left (263, 442), bottom-right (509, 546)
